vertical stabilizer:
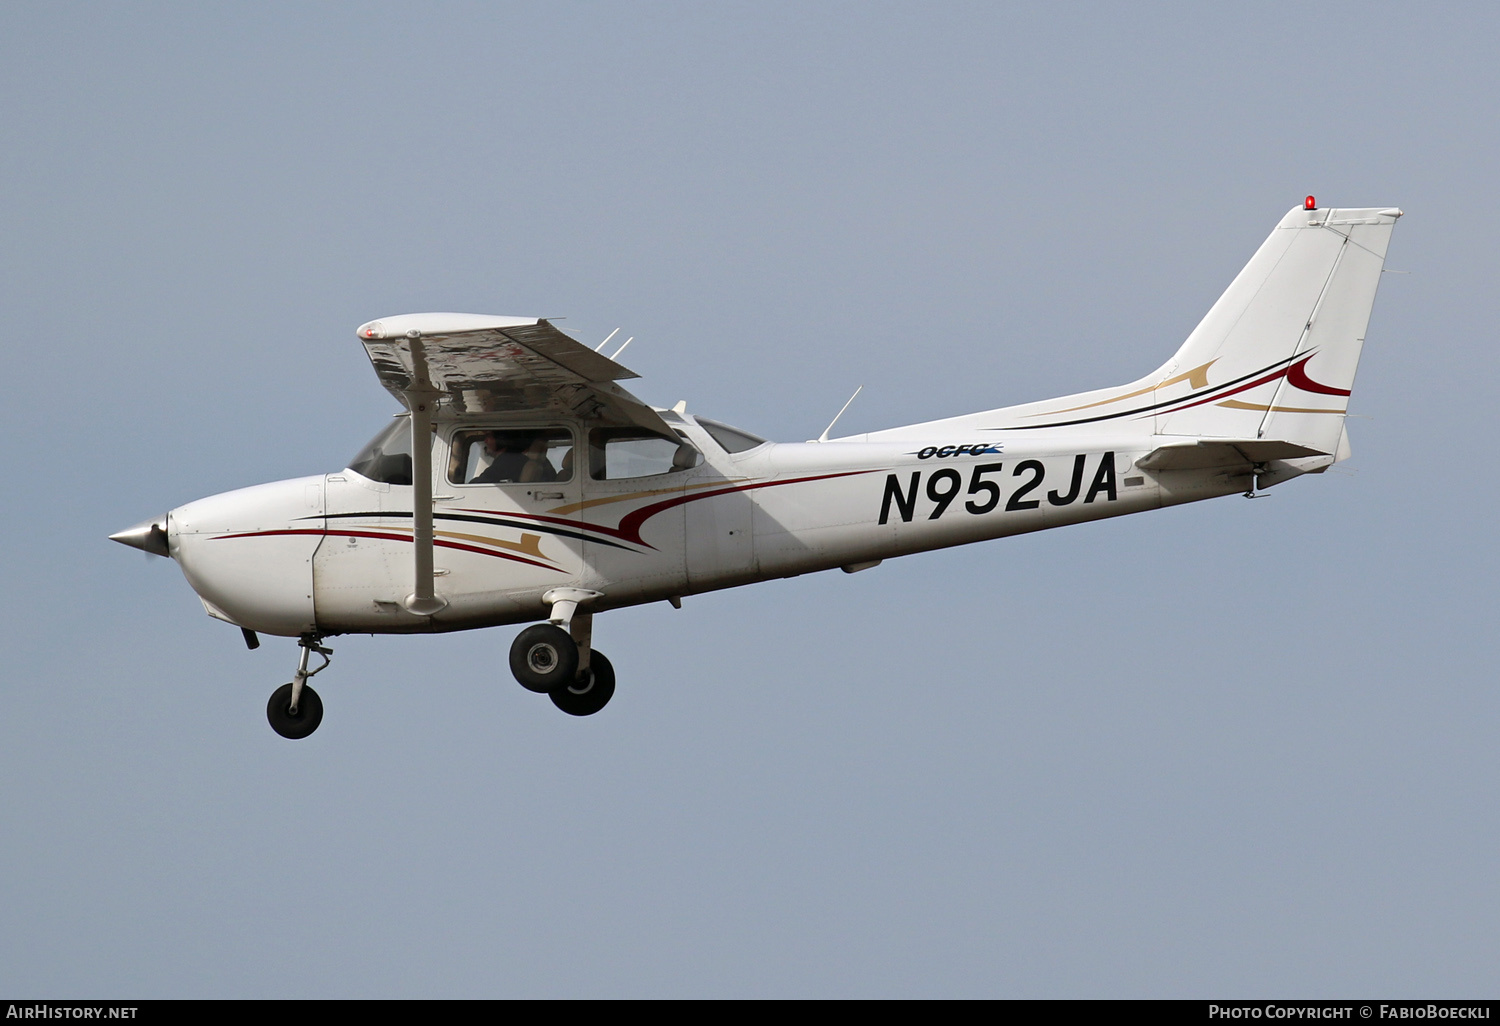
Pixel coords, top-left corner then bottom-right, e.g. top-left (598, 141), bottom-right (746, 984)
top-left (858, 203), bottom-right (1401, 451)
top-left (1151, 204), bottom-right (1401, 454)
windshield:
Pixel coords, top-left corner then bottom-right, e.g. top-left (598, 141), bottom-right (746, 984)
top-left (348, 418), bottom-right (414, 485)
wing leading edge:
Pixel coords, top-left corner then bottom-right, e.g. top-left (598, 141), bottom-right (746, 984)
top-left (356, 312), bottom-right (673, 435)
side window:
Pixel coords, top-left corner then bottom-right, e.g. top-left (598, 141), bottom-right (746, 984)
top-left (694, 416), bottom-right (767, 454)
top-left (589, 428), bottom-right (701, 480)
top-left (451, 429), bottom-right (574, 485)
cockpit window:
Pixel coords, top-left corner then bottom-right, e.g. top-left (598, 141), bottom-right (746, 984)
top-left (451, 429), bottom-right (574, 484)
top-left (695, 417), bottom-right (767, 453)
top-left (348, 418), bottom-right (414, 485)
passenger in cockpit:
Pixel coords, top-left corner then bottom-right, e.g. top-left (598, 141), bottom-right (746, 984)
top-left (471, 431), bottom-right (561, 484)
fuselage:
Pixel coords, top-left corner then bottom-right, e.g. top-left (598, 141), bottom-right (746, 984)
top-left (109, 204), bottom-right (1399, 736)
top-left (162, 409), bottom-right (1258, 639)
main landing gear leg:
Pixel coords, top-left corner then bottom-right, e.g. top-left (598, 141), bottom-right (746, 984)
top-left (267, 635), bottom-right (331, 739)
top-left (570, 611), bottom-right (593, 677)
top-left (507, 590), bottom-right (615, 716)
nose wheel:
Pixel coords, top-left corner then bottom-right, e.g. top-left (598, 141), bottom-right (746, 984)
top-left (266, 636), bottom-right (332, 739)
top-left (267, 681), bottom-right (324, 739)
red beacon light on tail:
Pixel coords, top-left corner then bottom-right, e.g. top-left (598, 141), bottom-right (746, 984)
top-left (1305, 195), bottom-right (1317, 210)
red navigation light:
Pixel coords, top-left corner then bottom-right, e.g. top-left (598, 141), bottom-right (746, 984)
top-left (1304, 195), bottom-right (1317, 210)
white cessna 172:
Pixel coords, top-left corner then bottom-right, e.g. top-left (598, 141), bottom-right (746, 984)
top-left (113, 199), bottom-right (1401, 738)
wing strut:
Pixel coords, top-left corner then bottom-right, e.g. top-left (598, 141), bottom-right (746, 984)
top-left (402, 332), bottom-right (448, 616)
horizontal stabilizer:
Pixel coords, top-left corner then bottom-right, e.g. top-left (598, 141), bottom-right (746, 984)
top-left (1137, 439), bottom-right (1327, 472)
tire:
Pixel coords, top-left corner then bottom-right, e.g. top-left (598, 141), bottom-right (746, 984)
top-left (510, 623), bottom-right (579, 693)
top-left (267, 682), bottom-right (323, 739)
top-left (550, 650), bottom-right (616, 717)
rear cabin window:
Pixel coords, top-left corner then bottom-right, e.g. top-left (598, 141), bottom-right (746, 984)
top-left (450, 429), bottom-right (574, 484)
top-left (695, 416), bottom-right (767, 453)
top-left (589, 428), bottom-right (701, 480)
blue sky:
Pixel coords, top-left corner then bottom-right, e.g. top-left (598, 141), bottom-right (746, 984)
top-left (2, 2), bottom-right (1496, 997)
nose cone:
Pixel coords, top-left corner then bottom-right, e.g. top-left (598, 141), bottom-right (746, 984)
top-left (110, 516), bottom-right (171, 558)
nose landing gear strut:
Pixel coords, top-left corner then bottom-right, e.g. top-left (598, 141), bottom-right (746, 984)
top-left (266, 635), bottom-right (332, 739)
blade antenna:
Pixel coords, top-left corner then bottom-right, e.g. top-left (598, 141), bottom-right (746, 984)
top-left (817, 385), bottom-right (864, 443)
top-left (610, 336), bottom-right (635, 360)
top-left (594, 328), bottom-right (621, 353)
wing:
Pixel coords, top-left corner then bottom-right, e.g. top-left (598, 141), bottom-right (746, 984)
top-left (356, 312), bottom-right (673, 435)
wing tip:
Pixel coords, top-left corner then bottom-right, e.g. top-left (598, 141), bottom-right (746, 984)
top-left (356, 313), bottom-right (543, 340)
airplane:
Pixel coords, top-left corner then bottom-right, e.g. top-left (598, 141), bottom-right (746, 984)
top-left (111, 198), bottom-right (1402, 738)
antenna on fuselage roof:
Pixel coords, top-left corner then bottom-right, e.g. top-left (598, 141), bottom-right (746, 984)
top-left (814, 385), bottom-right (864, 443)
top-left (594, 328), bottom-right (620, 352)
top-left (610, 336), bottom-right (635, 361)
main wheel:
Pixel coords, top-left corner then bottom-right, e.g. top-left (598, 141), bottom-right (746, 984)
top-left (510, 623), bottom-right (579, 693)
top-left (550, 650), bottom-right (616, 716)
top-left (267, 682), bottom-right (323, 739)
